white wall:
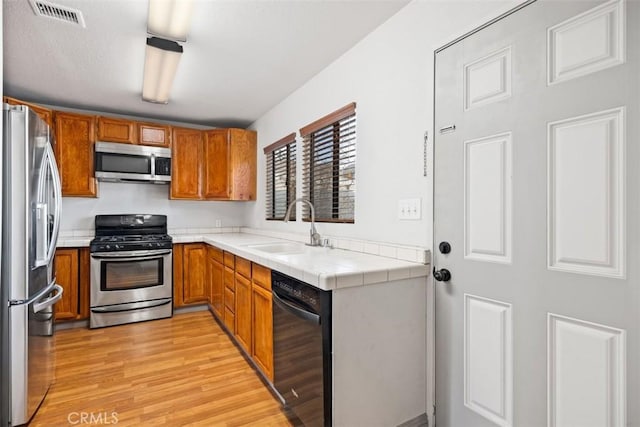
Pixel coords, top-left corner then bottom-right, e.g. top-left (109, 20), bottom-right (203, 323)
top-left (61, 182), bottom-right (249, 231)
top-left (248, 0), bottom-right (519, 248)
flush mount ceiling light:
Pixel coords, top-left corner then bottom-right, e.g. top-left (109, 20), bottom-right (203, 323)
top-left (147, 0), bottom-right (194, 42)
top-left (142, 37), bottom-right (184, 104)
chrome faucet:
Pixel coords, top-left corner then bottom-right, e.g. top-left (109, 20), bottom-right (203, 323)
top-left (284, 198), bottom-right (322, 246)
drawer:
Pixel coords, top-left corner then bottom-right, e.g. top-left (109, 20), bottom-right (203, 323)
top-left (252, 263), bottom-right (271, 290)
top-left (223, 251), bottom-right (235, 269)
top-left (236, 257), bottom-right (251, 279)
top-left (224, 267), bottom-right (235, 291)
top-left (208, 245), bottom-right (223, 263)
top-left (224, 307), bottom-right (235, 334)
top-left (225, 287), bottom-right (235, 311)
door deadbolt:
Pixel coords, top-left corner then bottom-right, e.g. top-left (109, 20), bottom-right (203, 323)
top-left (439, 241), bottom-right (451, 254)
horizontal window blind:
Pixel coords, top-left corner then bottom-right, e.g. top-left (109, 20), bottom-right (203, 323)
top-left (265, 133), bottom-right (296, 220)
top-left (301, 103), bottom-right (356, 223)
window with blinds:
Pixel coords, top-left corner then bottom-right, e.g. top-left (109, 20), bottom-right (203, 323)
top-left (301, 102), bottom-right (356, 223)
top-left (264, 133), bottom-right (296, 220)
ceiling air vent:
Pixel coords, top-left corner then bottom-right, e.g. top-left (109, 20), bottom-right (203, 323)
top-left (28, 0), bottom-right (86, 28)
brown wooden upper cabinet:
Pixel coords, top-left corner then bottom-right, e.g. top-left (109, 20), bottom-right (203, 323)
top-left (215, 128), bottom-right (257, 201)
top-left (54, 111), bottom-right (97, 197)
top-left (96, 116), bottom-right (136, 144)
top-left (171, 127), bottom-right (203, 199)
top-left (172, 128), bottom-right (257, 201)
top-left (3, 96), bottom-right (53, 128)
top-left (138, 122), bottom-right (171, 148)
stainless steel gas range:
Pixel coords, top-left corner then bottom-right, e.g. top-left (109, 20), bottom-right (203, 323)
top-left (89, 214), bottom-right (173, 328)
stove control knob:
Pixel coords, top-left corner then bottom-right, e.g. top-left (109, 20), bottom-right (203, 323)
top-left (105, 245), bottom-right (111, 250)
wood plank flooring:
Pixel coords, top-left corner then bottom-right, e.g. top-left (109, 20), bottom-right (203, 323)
top-left (30, 311), bottom-right (293, 426)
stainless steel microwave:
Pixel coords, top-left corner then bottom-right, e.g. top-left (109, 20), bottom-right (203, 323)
top-left (95, 141), bottom-right (171, 184)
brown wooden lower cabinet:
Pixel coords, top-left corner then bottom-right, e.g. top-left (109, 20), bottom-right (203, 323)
top-left (53, 248), bottom-right (90, 322)
top-left (208, 246), bottom-right (224, 318)
top-left (174, 243), bottom-right (209, 307)
top-left (234, 271), bottom-right (252, 353)
top-left (223, 256), bottom-right (236, 333)
top-left (252, 284), bottom-right (273, 381)
top-left (180, 244), bottom-right (273, 382)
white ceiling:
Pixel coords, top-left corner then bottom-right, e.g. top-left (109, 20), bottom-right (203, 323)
top-left (3, 0), bottom-right (409, 127)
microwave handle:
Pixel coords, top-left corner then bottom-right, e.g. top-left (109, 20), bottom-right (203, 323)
top-left (150, 153), bottom-right (156, 177)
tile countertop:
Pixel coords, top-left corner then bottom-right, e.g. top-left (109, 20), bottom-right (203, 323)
top-left (191, 233), bottom-right (429, 291)
top-left (57, 232), bottom-right (430, 291)
top-left (57, 237), bottom-right (93, 247)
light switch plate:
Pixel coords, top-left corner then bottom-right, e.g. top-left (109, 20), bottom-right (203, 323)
top-left (398, 198), bottom-right (421, 220)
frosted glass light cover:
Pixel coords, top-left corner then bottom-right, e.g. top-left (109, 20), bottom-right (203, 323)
top-left (147, 0), bottom-right (194, 42)
top-left (142, 43), bottom-right (182, 104)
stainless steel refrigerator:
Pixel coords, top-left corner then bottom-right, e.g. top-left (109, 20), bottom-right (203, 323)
top-left (0, 104), bottom-right (63, 425)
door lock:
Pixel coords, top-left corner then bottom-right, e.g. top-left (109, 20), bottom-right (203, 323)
top-left (438, 241), bottom-right (451, 254)
top-left (433, 267), bottom-right (451, 282)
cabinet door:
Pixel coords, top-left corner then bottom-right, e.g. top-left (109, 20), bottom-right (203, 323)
top-left (54, 112), bottom-right (97, 197)
top-left (235, 273), bottom-right (252, 353)
top-left (97, 116), bottom-right (136, 144)
top-left (252, 283), bottom-right (273, 381)
top-left (203, 129), bottom-right (230, 199)
top-left (53, 249), bottom-right (79, 321)
top-left (224, 265), bottom-right (235, 333)
top-left (3, 97), bottom-right (53, 128)
top-left (173, 244), bottom-right (185, 308)
top-left (224, 307), bottom-right (235, 335)
top-left (138, 123), bottom-right (171, 148)
top-left (78, 248), bottom-right (91, 320)
top-left (229, 129), bottom-right (257, 201)
top-left (208, 251), bottom-right (224, 318)
top-left (183, 243), bottom-right (208, 304)
top-left (171, 127), bottom-right (203, 199)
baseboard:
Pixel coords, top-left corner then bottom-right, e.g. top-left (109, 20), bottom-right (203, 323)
top-left (55, 320), bottom-right (89, 330)
top-left (173, 304), bottom-right (209, 314)
top-left (397, 413), bottom-right (429, 427)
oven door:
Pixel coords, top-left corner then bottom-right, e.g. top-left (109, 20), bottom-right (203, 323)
top-left (90, 249), bottom-right (172, 307)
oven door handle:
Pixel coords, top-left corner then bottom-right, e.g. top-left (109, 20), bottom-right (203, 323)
top-left (272, 290), bottom-right (320, 325)
top-left (91, 249), bottom-right (172, 259)
top-left (91, 298), bottom-right (172, 313)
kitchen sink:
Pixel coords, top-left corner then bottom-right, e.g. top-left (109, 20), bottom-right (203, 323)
top-left (246, 242), bottom-right (307, 254)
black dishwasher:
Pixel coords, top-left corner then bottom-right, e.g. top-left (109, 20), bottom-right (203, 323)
top-left (272, 271), bottom-right (332, 427)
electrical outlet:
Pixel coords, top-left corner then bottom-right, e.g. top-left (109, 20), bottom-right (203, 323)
top-left (398, 198), bottom-right (421, 220)
top-left (215, 219), bottom-right (222, 228)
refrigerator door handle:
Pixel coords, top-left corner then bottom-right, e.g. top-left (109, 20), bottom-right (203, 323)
top-left (9, 279), bottom-right (57, 307)
top-left (32, 284), bottom-right (63, 314)
top-left (33, 152), bottom-right (50, 268)
top-left (42, 143), bottom-right (62, 267)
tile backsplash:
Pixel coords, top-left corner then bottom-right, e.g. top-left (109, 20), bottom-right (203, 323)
top-left (60, 227), bottom-right (431, 265)
top-left (240, 227), bottom-right (430, 265)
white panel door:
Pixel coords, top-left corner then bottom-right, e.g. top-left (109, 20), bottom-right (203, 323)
top-left (433, 1), bottom-right (639, 426)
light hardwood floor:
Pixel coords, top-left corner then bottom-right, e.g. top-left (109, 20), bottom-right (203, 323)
top-left (30, 311), bottom-right (293, 426)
